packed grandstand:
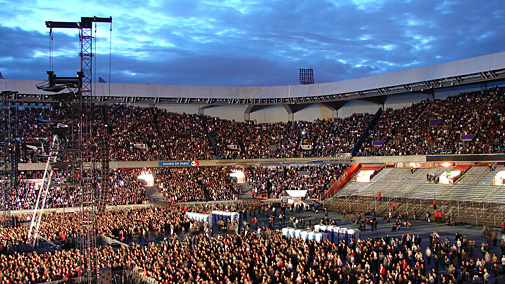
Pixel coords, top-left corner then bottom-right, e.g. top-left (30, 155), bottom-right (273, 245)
top-left (7, 87), bottom-right (505, 164)
top-left (1, 56), bottom-right (505, 283)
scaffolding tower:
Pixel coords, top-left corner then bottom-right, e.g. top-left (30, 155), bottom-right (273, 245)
top-left (0, 91), bottom-right (19, 227)
top-left (29, 16), bottom-right (112, 283)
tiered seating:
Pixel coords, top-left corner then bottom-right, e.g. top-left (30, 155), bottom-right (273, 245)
top-left (337, 166), bottom-right (505, 204)
top-left (456, 166), bottom-right (489, 185)
top-left (476, 166), bottom-right (504, 185)
top-left (327, 165), bottom-right (505, 226)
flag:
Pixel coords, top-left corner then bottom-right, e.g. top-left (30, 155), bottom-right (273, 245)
top-left (132, 143), bottom-right (148, 151)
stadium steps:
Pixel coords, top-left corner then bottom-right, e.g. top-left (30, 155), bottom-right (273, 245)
top-left (456, 166), bottom-right (488, 185)
top-left (359, 168), bottom-right (443, 200)
top-left (325, 165), bottom-right (505, 226)
top-left (357, 168), bottom-right (406, 198)
top-left (335, 168), bottom-right (393, 197)
top-left (145, 186), bottom-right (166, 204)
top-left (361, 167), bottom-right (439, 198)
top-left (199, 114), bottom-right (220, 158)
top-left (487, 185), bottom-right (505, 203)
top-left (237, 182), bottom-right (253, 199)
top-left (476, 166), bottom-right (504, 185)
top-left (333, 167), bottom-right (451, 211)
top-left (415, 102), bottom-right (431, 122)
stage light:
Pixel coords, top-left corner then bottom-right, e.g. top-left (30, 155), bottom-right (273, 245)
top-left (230, 170), bottom-right (245, 183)
top-left (36, 84), bottom-right (67, 93)
top-left (138, 172), bottom-right (154, 186)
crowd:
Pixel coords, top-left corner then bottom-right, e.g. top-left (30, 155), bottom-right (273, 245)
top-left (3, 136), bottom-right (359, 210)
top-left (205, 114), bottom-right (373, 159)
top-left (3, 163), bottom-right (349, 211)
top-left (0, 203), bottom-right (503, 283)
top-left (7, 86), bottom-right (504, 163)
top-left (358, 100), bottom-right (431, 156)
top-left (3, 86), bottom-right (505, 283)
top-left (4, 106), bottom-right (53, 163)
top-left (312, 113), bottom-right (374, 156)
top-left (153, 166), bottom-right (239, 202)
top-left (206, 119), bottom-right (305, 159)
top-left (358, 87), bottom-right (505, 156)
top-left (246, 164), bottom-right (349, 199)
top-left (2, 169), bottom-right (148, 211)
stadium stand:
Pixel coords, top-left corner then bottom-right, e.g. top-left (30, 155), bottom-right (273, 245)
top-left (2, 74), bottom-right (505, 283)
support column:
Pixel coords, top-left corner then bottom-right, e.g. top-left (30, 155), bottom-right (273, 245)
top-left (245, 105), bottom-right (255, 121)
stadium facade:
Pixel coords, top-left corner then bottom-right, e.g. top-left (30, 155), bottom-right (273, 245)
top-left (1, 51), bottom-right (505, 123)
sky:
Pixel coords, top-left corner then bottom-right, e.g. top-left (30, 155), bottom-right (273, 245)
top-left (0, 0), bottom-right (504, 87)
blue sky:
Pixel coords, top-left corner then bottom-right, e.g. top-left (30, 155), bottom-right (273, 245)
top-left (1, 0), bottom-right (504, 86)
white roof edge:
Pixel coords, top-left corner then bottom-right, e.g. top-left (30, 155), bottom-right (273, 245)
top-left (1, 51), bottom-right (505, 99)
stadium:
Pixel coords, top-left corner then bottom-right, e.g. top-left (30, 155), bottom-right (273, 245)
top-left (1, 15), bottom-right (505, 284)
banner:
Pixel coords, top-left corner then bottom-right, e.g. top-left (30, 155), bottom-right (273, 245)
top-left (439, 170), bottom-right (461, 184)
top-left (461, 134), bottom-right (476, 141)
top-left (356, 170), bottom-right (375, 182)
top-left (430, 119), bottom-right (442, 126)
top-left (300, 144), bottom-right (313, 150)
top-left (227, 144), bottom-right (239, 150)
top-left (372, 141), bottom-right (385, 147)
top-left (132, 143), bottom-right (148, 150)
top-left (285, 190), bottom-right (307, 198)
top-left (159, 161), bottom-right (199, 167)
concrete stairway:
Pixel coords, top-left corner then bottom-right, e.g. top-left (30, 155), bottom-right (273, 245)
top-left (237, 182), bottom-right (253, 199)
top-left (145, 186), bottom-right (166, 204)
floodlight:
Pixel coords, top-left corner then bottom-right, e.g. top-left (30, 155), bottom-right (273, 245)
top-left (138, 172), bottom-right (154, 186)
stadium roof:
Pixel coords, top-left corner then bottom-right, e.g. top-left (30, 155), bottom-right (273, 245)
top-left (1, 51), bottom-right (505, 108)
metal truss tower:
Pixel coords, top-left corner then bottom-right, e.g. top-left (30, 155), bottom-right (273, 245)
top-left (0, 91), bottom-right (19, 227)
top-left (36, 16), bottom-right (112, 283)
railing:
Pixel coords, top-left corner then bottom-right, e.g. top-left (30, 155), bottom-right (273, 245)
top-left (327, 195), bottom-right (505, 227)
top-left (319, 163), bottom-right (360, 201)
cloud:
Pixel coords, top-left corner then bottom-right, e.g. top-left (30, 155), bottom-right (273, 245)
top-left (0, 0), bottom-right (504, 86)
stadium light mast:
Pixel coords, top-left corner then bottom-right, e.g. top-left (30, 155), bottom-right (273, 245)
top-left (299, 68), bottom-right (315, 85)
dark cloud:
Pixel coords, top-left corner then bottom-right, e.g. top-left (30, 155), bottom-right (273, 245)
top-left (1, 0), bottom-right (505, 86)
